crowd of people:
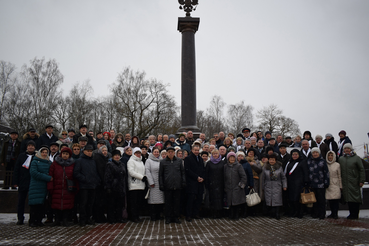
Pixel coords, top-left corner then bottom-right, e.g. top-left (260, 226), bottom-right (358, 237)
top-left (1, 124), bottom-right (366, 227)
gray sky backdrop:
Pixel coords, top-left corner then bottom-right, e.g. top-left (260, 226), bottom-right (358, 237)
top-left (1, 1), bottom-right (368, 156)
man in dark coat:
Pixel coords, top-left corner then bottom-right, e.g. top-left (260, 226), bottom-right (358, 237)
top-left (73, 124), bottom-right (95, 149)
top-left (324, 133), bottom-right (338, 157)
top-left (20, 128), bottom-right (39, 153)
top-left (315, 135), bottom-right (329, 160)
top-left (159, 146), bottom-right (186, 224)
top-left (73, 145), bottom-right (101, 226)
top-left (300, 140), bottom-right (312, 160)
top-left (184, 145), bottom-right (205, 222)
top-left (1, 131), bottom-right (21, 189)
top-left (13, 140), bottom-right (36, 225)
top-left (36, 124), bottom-right (58, 149)
top-left (186, 131), bottom-right (195, 146)
top-left (277, 144), bottom-right (291, 170)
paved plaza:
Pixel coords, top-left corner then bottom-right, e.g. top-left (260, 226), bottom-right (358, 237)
top-left (1, 212), bottom-right (369, 245)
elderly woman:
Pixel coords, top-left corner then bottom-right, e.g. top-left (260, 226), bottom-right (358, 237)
top-left (103, 132), bottom-right (112, 145)
top-left (28, 147), bottom-right (52, 227)
top-left (47, 147), bottom-right (76, 227)
top-left (160, 150), bottom-right (167, 160)
top-left (71, 143), bottom-right (81, 160)
top-left (326, 150), bottom-right (342, 219)
top-left (131, 136), bottom-right (140, 148)
top-left (57, 130), bottom-right (72, 148)
top-left (145, 147), bottom-right (164, 221)
top-left (223, 137), bottom-right (233, 149)
top-left (127, 147), bottom-right (147, 223)
top-left (205, 149), bottom-right (225, 218)
top-left (236, 151), bottom-right (254, 217)
top-left (111, 133), bottom-right (125, 151)
top-left (224, 152), bottom-right (247, 220)
top-left (339, 143), bottom-right (365, 219)
top-left (263, 153), bottom-right (287, 220)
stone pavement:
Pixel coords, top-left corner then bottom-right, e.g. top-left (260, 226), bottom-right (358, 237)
top-left (0, 214), bottom-right (369, 245)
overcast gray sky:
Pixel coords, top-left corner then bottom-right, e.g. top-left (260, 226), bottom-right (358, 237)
top-left (1, 0), bottom-right (368, 155)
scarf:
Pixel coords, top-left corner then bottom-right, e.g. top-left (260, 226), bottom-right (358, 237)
top-left (6, 140), bottom-right (16, 163)
top-left (302, 148), bottom-right (311, 157)
top-left (269, 165), bottom-right (278, 181)
top-left (210, 154), bottom-right (222, 164)
top-left (284, 161), bottom-right (299, 175)
top-left (22, 154), bottom-right (33, 169)
top-left (338, 138), bottom-right (346, 156)
top-left (343, 151), bottom-right (354, 157)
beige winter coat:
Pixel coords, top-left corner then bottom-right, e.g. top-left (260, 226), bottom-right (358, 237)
top-left (325, 151), bottom-right (342, 200)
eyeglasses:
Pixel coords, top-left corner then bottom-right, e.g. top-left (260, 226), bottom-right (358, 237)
top-left (73, 148), bottom-right (80, 151)
top-left (62, 134), bottom-right (67, 135)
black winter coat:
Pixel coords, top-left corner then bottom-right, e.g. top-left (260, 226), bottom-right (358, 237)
top-left (20, 133), bottom-right (39, 153)
top-left (0, 139), bottom-right (21, 164)
top-left (36, 133), bottom-right (58, 149)
top-left (324, 137), bottom-right (338, 156)
top-left (104, 160), bottom-right (126, 196)
top-left (73, 133), bottom-right (95, 148)
top-left (184, 153), bottom-right (206, 194)
top-left (13, 152), bottom-right (35, 191)
top-left (285, 159), bottom-right (309, 201)
top-left (159, 156), bottom-right (186, 191)
top-left (205, 160), bottom-right (225, 210)
top-left (73, 153), bottom-right (100, 189)
top-left (94, 152), bottom-right (110, 187)
top-left (277, 153), bottom-right (291, 170)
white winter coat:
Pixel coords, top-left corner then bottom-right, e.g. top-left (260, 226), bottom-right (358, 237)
top-left (325, 151), bottom-right (342, 200)
top-left (145, 153), bottom-right (164, 204)
top-left (127, 155), bottom-right (146, 191)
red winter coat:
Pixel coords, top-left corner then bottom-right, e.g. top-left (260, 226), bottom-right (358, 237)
top-left (47, 157), bottom-right (77, 210)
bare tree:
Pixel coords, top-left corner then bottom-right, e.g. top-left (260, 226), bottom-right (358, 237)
top-left (256, 104), bottom-right (282, 134)
top-left (0, 61), bottom-right (17, 121)
top-left (206, 95), bottom-right (226, 133)
top-left (277, 116), bottom-right (300, 137)
top-left (227, 101), bottom-right (253, 134)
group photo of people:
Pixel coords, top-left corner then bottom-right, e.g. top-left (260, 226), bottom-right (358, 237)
top-left (1, 124), bottom-right (366, 227)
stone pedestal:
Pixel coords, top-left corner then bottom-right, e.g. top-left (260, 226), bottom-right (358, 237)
top-left (177, 17), bottom-right (201, 137)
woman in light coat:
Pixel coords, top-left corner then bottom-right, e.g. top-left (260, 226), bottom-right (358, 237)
top-left (263, 153), bottom-right (287, 220)
top-left (127, 147), bottom-right (147, 223)
top-left (145, 147), bottom-right (165, 221)
top-left (325, 150), bottom-right (342, 219)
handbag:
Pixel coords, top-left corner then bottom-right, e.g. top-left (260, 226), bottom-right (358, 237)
top-left (63, 167), bottom-right (77, 192)
top-left (300, 188), bottom-right (316, 204)
top-left (246, 188), bottom-right (261, 207)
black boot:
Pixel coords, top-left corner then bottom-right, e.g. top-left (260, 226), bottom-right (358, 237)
top-left (275, 207), bottom-right (280, 220)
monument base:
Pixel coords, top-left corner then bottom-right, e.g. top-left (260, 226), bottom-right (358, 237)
top-left (177, 125), bottom-right (201, 138)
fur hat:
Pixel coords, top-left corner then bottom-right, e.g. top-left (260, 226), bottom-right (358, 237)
top-left (60, 147), bottom-right (72, 156)
top-left (325, 133), bottom-right (333, 138)
top-left (27, 140), bottom-right (36, 147)
top-left (227, 152), bottom-right (236, 160)
top-left (132, 147), bottom-right (142, 154)
top-left (343, 143), bottom-right (353, 150)
top-left (303, 131), bottom-right (312, 138)
top-left (112, 150), bottom-right (121, 157)
top-left (311, 147), bottom-right (321, 154)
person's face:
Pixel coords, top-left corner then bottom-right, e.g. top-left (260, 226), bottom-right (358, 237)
top-left (104, 134), bottom-right (109, 140)
top-left (29, 131), bottom-right (36, 137)
top-left (312, 151), bottom-right (320, 158)
top-left (89, 131), bottom-right (94, 137)
top-left (277, 136), bottom-right (283, 143)
top-left (60, 132), bottom-right (67, 139)
top-left (228, 134), bottom-right (234, 140)
top-left (183, 151), bottom-right (188, 158)
top-left (41, 150), bottom-right (48, 158)
top-left (61, 152), bottom-right (70, 160)
top-left (167, 150), bottom-right (175, 159)
top-left (97, 133), bottom-right (103, 139)
top-left (286, 138), bottom-right (292, 144)
top-left (316, 138), bottom-right (322, 144)
top-left (237, 155), bottom-right (243, 162)
top-left (187, 131), bottom-right (193, 139)
top-left (149, 137), bottom-right (156, 145)
top-left (169, 137), bottom-right (175, 143)
top-left (295, 137), bottom-right (301, 142)
top-left (200, 134), bottom-right (205, 142)
top-left (102, 148), bottom-right (108, 156)
top-left (203, 145), bottom-right (209, 152)
top-left (132, 138), bottom-right (138, 144)
top-left (280, 147), bottom-right (287, 155)
top-left (163, 135), bottom-right (168, 142)
top-left (269, 158), bottom-right (276, 165)
top-left (212, 151), bottom-right (219, 159)
top-left (125, 134), bottom-right (131, 141)
top-left (237, 139), bottom-right (242, 145)
top-left (251, 139), bottom-right (256, 145)
top-left (228, 156), bottom-right (235, 164)
top-left (73, 147), bottom-right (80, 155)
top-left (69, 132), bottom-right (75, 138)
top-left (145, 141), bottom-right (150, 148)
top-left (265, 134), bottom-right (271, 139)
top-left (257, 140), bottom-right (264, 148)
top-left (292, 152), bottom-right (299, 160)
top-left (192, 147), bottom-right (200, 156)
top-left (302, 141), bottom-right (309, 150)
top-left (134, 151), bottom-right (141, 158)
top-left (80, 127), bottom-right (87, 134)
top-left (257, 132), bottom-right (263, 138)
top-left (344, 147), bottom-right (351, 154)
top-left (267, 150), bottom-right (274, 155)
top-left (79, 141), bottom-right (87, 148)
top-left (252, 133), bottom-right (257, 138)
top-left (27, 145), bottom-right (35, 153)
top-left (50, 145), bottom-right (59, 153)
top-left (269, 139), bottom-right (275, 145)
top-left (10, 133), bottom-right (18, 140)
top-left (243, 131), bottom-right (250, 138)
top-left (161, 152), bottom-right (167, 159)
top-left (153, 149), bottom-right (160, 158)
top-left (126, 148), bottom-right (132, 155)
top-left (328, 153), bottom-right (334, 162)
top-left (219, 147), bottom-right (226, 155)
top-left (209, 146), bottom-right (215, 153)
top-left (201, 154), bottom-right (208, 162)
top-left (97, 143), bottom-right (104, 149)
top-left (84, 149), bottom-right (93, 157)
top-left (110, 130), bottom-right (115, 138)
top-left (176, 151), bottom-right (183, 158)
top-left (219, 132), bottom-right (225, 139)
top-left (262, 157), bottom-right (268, 163)
top-left (141, 148), bottom-right (147, 155)
top-left (213, 134), bottom-right (219, 140)
top-left (248, 151), bottom-right (254, 157)
top-left (224, 139), bottom-right (231, 145)
top-left (339, 133), bottom-right (345, 139)
top-left (244, 141), bottom-right (251, 148)
top-left (117, 136), bottom-right (123, 143)
top-left (157, 135), bottom-right (163, 141)
top-left (326, 136), bottom-right (331, 140)
top-left (180, 136), bottom-right (185, 141)
top-left (46, 127), bottom-right (53, 134)
top-left (112, 154), bottom-right (121, 161)
top-left (210, 139), bottom-right (216, 145)
top-left (304, 134), bottom-right (310, 140)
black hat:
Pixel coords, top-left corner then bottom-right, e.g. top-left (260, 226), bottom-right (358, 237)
top-left (242, 128), bottom-right (250, 133)
top-left (247, 148), bottom-right (257, 156)
top-left (79, 124), bottom-right (88, 129)
top-left (27, 140), bottom-right (36, 147)
top-left (279, 144), bottom-right (287, 149)
top-left (269, 137), bottom-right (275, 140)
top-left (84, 145), bottom-right (94, 151)
top-left (97, 140), bottom-right (106, 145)
top-left (78, 136), bottom-right (88, 142)
top-left (285, 136), bottom-right (292, 139)
top-left (166, 146), bottom-right (175, 152)
top-left (303, 131), bottom-right (312, 137)
top-left (45, 124), bottom-right (53, 129)
top-left (68, 128), bottom-right (75, 133)
top-left (140, 145), bottom-right (148, 150)
top-left (60, 143), bottom-right (68, 149)
top-left (265, 146), bottom-right (274, 153)
top-left (260, 153), bottom-right (268, 159)
top-left (268, 153), bottom-right (278, 159)
top-left (265, 131), bottom-right (272, 136)
top-left (112, 150), bottom-right (121, 157)
top-left (96, 131), bottom-right (103, 135)
top-left (49, 142), bottom-right (59, 147)
top-left (201, 151), bottom-right (209, 156)
top-left (29, 128), bottom-right (36, 132)
top-left (10, 130), bottom-right (18, 135)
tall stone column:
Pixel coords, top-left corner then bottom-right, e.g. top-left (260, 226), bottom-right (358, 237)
top-left (177, 17), bottom-right (201, 136)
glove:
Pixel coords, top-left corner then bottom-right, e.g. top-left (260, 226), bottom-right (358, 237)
top-left (159, 186), bottom-right (164, 191)
top-left (142, 176), bottom-right (147, 183)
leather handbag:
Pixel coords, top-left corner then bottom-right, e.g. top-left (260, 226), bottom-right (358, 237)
top-left (300, 188), bottom-right (316, 204)
top-left (63, 167), bottom-right (77, 192)
top-left (246, 188), bottom-right (261, 207)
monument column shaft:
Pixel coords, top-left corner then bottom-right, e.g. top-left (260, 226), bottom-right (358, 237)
top-left (177, 17), bottom-right (200, 135)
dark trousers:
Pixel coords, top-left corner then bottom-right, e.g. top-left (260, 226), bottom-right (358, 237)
top-left (4, 160), bottom-right (15, 188)
top-left (328, 199), bottom-right (340, 216)
top-left (311, 188), bottom-right (326, 218)
top-left (348, 202), bottom-right (361, 219)
top-left (93, 186), bottom-right (107, 222)
top-left (230, 204), bottom-right (243, 219)
top-left (129, 190), bottom-right (145, 220)
top-left (79, 189), bottom-right (96, 223)
top-left (17, 190), bottom-right (28, 222)
top-left (45, 192), bottom-right (53, 221)
top-left (54, 209), bottom-right (71, 222)
top-left (289, 201), bottom-right (303, 217)
top-left (186, 193), bottom-right (202, 218)
top-left (150, 204), bottom-right (163, 220)
top-left (107, 191), bottom-right (125, 223)
top-left (164, 190), bottom-right (181, 219)
top-left (29, 204), bottom-right (44, 224)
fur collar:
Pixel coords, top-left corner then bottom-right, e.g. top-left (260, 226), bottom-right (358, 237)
top-left (265, 161), bottom-right (282, 170)
top-left (23, 132), bottom-right (40, 140)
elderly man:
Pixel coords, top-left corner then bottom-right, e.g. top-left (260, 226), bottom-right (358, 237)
top-left (217, 132), bottom-right (225, 147)
top-left (242, 128), bottom-right (251, 140)
top-left (124, 133), bottom-right (131, 147)
top-left (300, 140), bottom-right (312, 160)
top-left (73, 124), bottom-right (95, 148)
top-left (20, 128), bottom-right (39, 153)
top-left (199, 133), bottom-right (206, 145)
top-left (109, 129), bottom-right (116, 142)
top-left (256, 140), bottom-right (265, 155)
top-left (37, 124), bottom-right (58, 149)
top-left (219, 146), bottom-right (227, 161)
top-left (186, 131), bottom-right (195, 146)
top-left (1, 131), bottom-right (21, 189)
